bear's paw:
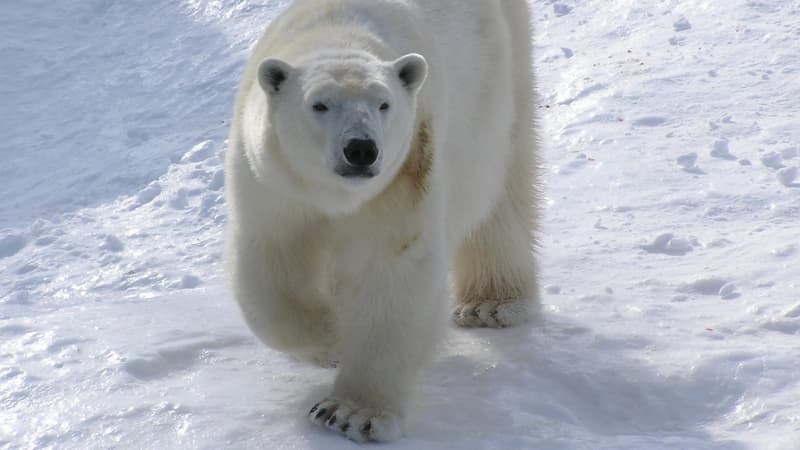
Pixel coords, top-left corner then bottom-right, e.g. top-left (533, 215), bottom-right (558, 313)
top-left (452, 298), bottom-right (530, 328)
top-left (308, 397), bottom-right (401, 442)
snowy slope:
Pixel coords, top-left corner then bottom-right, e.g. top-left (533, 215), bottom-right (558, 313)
top-left (1, 0), bottom-right (798, 449)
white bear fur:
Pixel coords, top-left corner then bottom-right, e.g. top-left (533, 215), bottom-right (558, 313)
top-left (225, 0), bottom-right (540, 442)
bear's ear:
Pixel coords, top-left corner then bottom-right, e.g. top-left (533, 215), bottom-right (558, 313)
top-left (392, 53), bottom-right (428, 93)
top-left (257, 58), bottom-right (294, 95)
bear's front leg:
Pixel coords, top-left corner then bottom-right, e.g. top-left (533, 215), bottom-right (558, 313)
top-left (308, 233), bottom-right (447, 442)
top-left (228, 229), bottom-right (335, 362)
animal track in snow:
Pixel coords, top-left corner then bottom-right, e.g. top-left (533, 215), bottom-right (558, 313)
top-left (0, 234), bottom-right (26, 259)
top-left (175, 274), bottom-right (201, 289)
top-left (771, 244), bottom-right (796, 257)
top-left (99, 235), bottom-right (124, 253)
top-left (553, 3), bottom-right (573, 17)
top-left (781, 147), bottom-right (798, 159)
top-left (782, 303), bottom-right (800, 318)
top-left (676, 152), bottom-right (697, 168)
top-left (208, 170), bottom-right (225, 191)
top-left (632, 116), bottom-right (667, 127)
top-left (0, 323), bottom-right (32, 336)
top-left (673, 17), bottom-right (692, 32)
top-left (553, 154), bottom-right (591, 175)
top-left (122, 336), bottom-right (248, 381)
top-left (46, 337), bottom-right (92, 354)
top-left (710, 140), bottom-right (736, 160)
top-left (169, 188), bottom-right (189, 210)
top-left (545, 285), bottom-right (562, 295)
top-left (34, 236), bottom-right (57, 246)
top-left (718, 282), bottom-right (738, 300)
top-left (760, 151), bottom-right (784, 169)
top-left (776, 167), bottom-right (798, 187)
top-left (676, 152), bottom-right (704, 174)
top-left (640, 233), bottom-right (694, 256)
top-left (761, 317), bottom-right (800, 335)
top-left (130, 182), bottom-right (162, 209)
top-left (677, 277), bottom-right (740, 299)
top-left (557, 83), bottom-right (609, 106)
top-left (668, 36), bottom-right (687, 46)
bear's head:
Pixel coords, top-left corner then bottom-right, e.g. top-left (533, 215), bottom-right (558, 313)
top-left (254, 50), bottom-right (428, 214)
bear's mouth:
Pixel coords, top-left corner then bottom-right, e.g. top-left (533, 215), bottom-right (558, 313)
top-left (334, 164), bottom-right (379, 180)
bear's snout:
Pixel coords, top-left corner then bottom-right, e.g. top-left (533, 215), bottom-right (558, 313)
top-left (344, 139), bottom-right (379, 167)
top-left (338, 138), bottom-right (379, 178)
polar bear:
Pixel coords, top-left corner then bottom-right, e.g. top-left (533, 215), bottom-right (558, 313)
top-left (225, 0), bottom-right (540, 442)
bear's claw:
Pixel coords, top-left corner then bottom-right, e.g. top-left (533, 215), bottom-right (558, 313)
top-left (453, 298), bottom-right (530, 328)
top-left (308, 397), bottom-right (401, 442)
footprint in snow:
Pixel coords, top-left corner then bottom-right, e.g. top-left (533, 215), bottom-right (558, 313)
top-left (176, 274), bottom-right (201, 289)
top-left (633, 116), bottom-right (667, 127)
top-left (553, 3), bottom-right (573, 17)
top-left (46, 337), bottom-right (92, 354)
top-left (640, 233), bottom-right (694, 256)
top-left (545, 285), bottom-right (562, 295)
top-left (122, 336), bottom-right (249, 381)
top-left (783, 303), bottom-right (800, 319)
top-left (761, 316), bottom-right (800, 335)
top-left (676, 152), bottom-right (704, 174)
top-left (34, 236), bottom-right (58, 246)
top-left (677, 278), bottom-right (740, 299)
top-left (553, 154), bottom-right (591, 175)
top-left (669, 36), bottom-right (687, 46)
top-left (781, 147), bottom-right (798, 159)
top-left (0, 324), bottom-right (32, 336)
top-left (557, 83), bottom-right (608, 106)
top-left (129, 182), bottom-right (162, 210)
top-left (761, 151), bottom-right (784, 169)
top-left (776, 167), bottom-right (799, 187)
top-left (771, 244), bottom-right (796, 257)
top-left (15, 264), bottom-right (37, 275)
top-left (100, 234), bottom-right (124, 252)
top-left (0, 234), bottom-right (26, 259)
top-left (208, 170), bottom-right (225, 191)
top-left (710, 140), bottom-right (737, 161)
top-left (169, 189), bottom-right (189, 210)
top-left (673, 17), bottom-right (692, 32)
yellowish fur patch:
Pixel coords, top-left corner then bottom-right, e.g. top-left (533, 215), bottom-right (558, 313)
top-left (369, 116), bottom-right (433, 213)
top-left (398, 117), bottom-right (433, 200)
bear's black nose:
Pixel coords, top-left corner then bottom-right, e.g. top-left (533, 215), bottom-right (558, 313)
top-left (343, 139), bottom-right (379, 168)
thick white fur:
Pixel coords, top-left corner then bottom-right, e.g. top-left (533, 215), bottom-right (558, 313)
top-left (225, 0), bottom-right (540, 442)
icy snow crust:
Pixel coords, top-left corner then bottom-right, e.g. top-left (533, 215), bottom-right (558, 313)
top-left (1, 1), bottom-right (799, 449)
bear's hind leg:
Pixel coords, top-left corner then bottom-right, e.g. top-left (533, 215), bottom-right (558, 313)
top-left (452, 193), bottom-right (540, 328)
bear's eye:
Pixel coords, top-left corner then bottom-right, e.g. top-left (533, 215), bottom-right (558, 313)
top-left (312, 102), bottom-right (329, 113)
top-left (379, 102), bottom-right (390, 111)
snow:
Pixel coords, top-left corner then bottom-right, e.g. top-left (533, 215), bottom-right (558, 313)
top-left (1, 0), bottom-right (799, 449)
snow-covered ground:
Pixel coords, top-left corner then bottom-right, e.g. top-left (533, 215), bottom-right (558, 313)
top-left (1, 0), bottom-right (798, 448)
